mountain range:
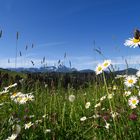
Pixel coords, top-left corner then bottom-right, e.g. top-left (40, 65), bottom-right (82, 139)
top-left (8, 65), bottom-right (77, 73)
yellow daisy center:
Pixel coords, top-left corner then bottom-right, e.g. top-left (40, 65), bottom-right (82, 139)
top-left (132, 100), bottom-right (137, 105)
top-left (133, 38), bottom-right (140, 43)
top-left (104, 62), bottom-right (108, 67)
top-left (98, 66), bottom-right (102, 71)
top-left (128, 79), bottom-right (134, 84)
top-left (17, 97), bottom-right (23, 102)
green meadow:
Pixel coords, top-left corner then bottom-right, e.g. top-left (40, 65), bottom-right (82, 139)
top-left (1, 66), bottom-right (140, 140)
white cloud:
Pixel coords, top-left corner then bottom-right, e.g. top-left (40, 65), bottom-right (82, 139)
top-left (68, 55), bottom-right (140, 70)
top-left (0, 55), bottom-right (140, 70)
top-left (0, 56), bottom-right (56, 68)
top-left (38, 42), bottom-right (65, 47)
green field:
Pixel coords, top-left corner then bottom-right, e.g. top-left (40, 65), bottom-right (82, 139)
top-left (1, 66), bottom-right (140, 140)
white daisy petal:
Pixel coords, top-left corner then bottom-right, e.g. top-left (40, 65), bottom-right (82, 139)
top-left (124, 38), bottom-right (140, 48)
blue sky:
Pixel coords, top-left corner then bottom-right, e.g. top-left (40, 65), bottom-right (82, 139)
top-left (0, 0), bottom-right (140, 70)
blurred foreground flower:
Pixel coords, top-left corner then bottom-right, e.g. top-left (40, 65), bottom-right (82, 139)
top-left (0, 89), bottom-right (9, 95)
top-left (124, 38), bottom-right (140, 48)
top-left (4, 83), bottom-right (17, 91)
top-left (5, 134), bottom-right (17, 140)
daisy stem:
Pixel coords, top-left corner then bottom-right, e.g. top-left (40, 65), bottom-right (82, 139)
top-left (61, 102), bottom-right (66, 127)
top-left (103, 72), bottom-right (117, 131)
top-left (15, 32), bottom-right (18, 69)
top-left (70, 103), bottom-right (74, 120)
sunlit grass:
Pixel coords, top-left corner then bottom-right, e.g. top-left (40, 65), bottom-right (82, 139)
top-left (1, 69), bottom-right (140, 140)
top-left (1, 29), bottom-right (140, 139)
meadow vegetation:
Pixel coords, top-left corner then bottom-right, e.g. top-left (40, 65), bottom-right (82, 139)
top-left (1, 30), bottom-right (140, 139)
top-left (1, 61), bottom-right (140, 140)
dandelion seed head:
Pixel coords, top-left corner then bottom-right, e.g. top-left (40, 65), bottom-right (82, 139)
top-left (68, 95), bottom-right (75, 102)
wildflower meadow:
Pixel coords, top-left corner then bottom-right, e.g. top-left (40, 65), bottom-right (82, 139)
top-left (1, 31), bottom-right (140, 140)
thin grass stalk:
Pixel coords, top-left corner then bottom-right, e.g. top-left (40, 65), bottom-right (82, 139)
top-left (102, 71), bottom-right (117, 132)
top-left (0, 30), bottom-right (2, 38)
top-left (61, 102), bottom-right (66, 127)
top-left (15, 32), bottom-right (19, 69)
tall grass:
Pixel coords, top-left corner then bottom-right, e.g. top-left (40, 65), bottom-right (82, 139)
top-left (15, 32), bottom-right (19, 69)
top-left (1, 29), bottom-right (140, 139)
top-left (1, 72), bottom-right (140, 139)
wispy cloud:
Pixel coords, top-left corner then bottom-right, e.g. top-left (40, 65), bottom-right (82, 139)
top-left (69, 55), bottom-right (140, 70)
top-left (0, 57), bottom-right (56, 68)
top-left (0, 55), bottom-right (140, 70)
top-left (38, 42), bottom-right (65, 48)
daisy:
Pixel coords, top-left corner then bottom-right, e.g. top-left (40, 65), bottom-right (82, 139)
top-left (102, 60), bottom-right (111, 70)
top-left (95, 102), bottom-right (101, 108)
top-left (95, 64), bottom-right (103, 75)
top-left (10, 92), bottom-right (22, 100)
top-left (107, 93), bottom-right (114, 99)
top-left (92, 114), bottom-right (100, 118)
top-left (15, 96), bottom-right (28, 104)
top-left (138, 91), bottom-right (140, 96)
top-left (124, 75), bottom-right (137, 87)
top-left (42, 114), bottom-right (47, 118)
top-left (5, 134), bottom-right (17, 140)
top-left (11, 92), bottom-right (34, 104)
top-left (115, 75), bottom-right (123, 79)
top-left (113, 85), bottom-right (117, 90)
top-left (124, 91), bottom-right (131, 97)
top-left (128, 96), bottom-right (139, 109)
top-left (100, 95), bottom-right (106, 101)
top-left (124, 38), bottom-right (140, 48)
top-left (110, 111), bottom-right (118, 118)
top-left (80, 116), bottom-right (87, 121)
top-left (105, 122), bottom-right (110, 129)
top-left (26, 94), bottom-right (34, 101)
top-left (29, 115), bottom-right (35, 118)
top-left (136, 70), bottom-right (140, 77)
top-left (85, 102), bottom-right (91, 109)
top-left (35, 120), bottom-right (42, 124)
top-left (44, 129), bottom-right (51, 133)
top-left (25, 122), bottom-right (33, 129)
